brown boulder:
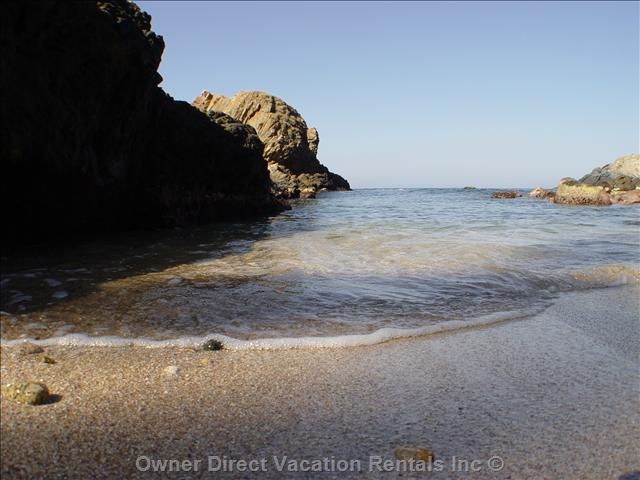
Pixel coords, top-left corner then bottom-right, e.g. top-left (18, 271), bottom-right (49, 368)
top-left (611, 190), bottom-right (640, 205)
top-left (529, 187), bottom-right (555, 199)
top-left (492, 191), bottom-right (521, 199)
top-left (553, 179), bottom-right (611, 206)
top-left (193, 91), bottom-right (350, 198)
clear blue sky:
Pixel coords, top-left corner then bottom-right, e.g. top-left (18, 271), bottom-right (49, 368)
top-left (139, 1), bottom-right (639, 188)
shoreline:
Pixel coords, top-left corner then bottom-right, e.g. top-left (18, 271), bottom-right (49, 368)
top-left (1, 285), bottom-right (639, 479)
top-left (0, 305), bottom-right (546, 350)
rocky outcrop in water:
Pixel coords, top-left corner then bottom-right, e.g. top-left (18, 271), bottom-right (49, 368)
top-left (491, 191), bottom-right (521, 199)
top-left (553, 179), bottom-right (612, 206)
top-left (193, 91), bottom-right (350, 198)
top-left (611, 189), bottom-right (640, 205)
top-left (579, 154), bottom-right (640, 190)
top-left (529, 187), bottom-right (555, 199)
top-left (552, 154), bottom-right (639, 206)
top-left (1, 1), bottom-right (284, 246)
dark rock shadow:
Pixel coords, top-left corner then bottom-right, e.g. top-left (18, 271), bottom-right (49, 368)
top-left (43, 394), bottom-right (63, 405)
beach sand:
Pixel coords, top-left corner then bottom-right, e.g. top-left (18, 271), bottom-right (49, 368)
top-left (1, 285), bottom-right (638, 479)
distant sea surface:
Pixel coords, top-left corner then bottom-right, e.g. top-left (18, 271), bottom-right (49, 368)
top-left (2, 189), bottom-right (639, 348)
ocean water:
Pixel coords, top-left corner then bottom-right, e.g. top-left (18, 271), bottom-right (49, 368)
top-left (1, 189), bottom-right (639, 349)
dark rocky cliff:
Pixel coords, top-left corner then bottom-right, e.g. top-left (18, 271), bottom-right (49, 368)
top-left (1, 1), bottom-right (284, 246)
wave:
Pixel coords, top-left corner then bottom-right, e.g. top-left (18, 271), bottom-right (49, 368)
top-left (0, 306), bottom-right (545, 350)
top-left (1, 264), bottom-right (637, 345)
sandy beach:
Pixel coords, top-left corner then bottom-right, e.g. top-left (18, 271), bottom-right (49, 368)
top-left (1, 285), bottom-right (638, 479)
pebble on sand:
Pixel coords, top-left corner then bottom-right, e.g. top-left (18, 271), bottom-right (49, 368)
top-left (394, 446), bottom-right (435, 462)
top-left (163, 365), bottom-right (180, 378)
top-left (202, 339), bottom-right (224, 351)
top-left (1, 382), bottom-right (49, 405)
top-left (17, 343), bottom-right (44, 355)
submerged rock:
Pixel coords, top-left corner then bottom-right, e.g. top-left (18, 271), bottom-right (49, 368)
top-left (394, 446), bottom-right (434, 462)
top-left (193, 91), bottom-right (350, 198)
top-left (1, 382), bottom-right (49, 405)
top-left (2, 1), bottom-right (284, 247)
top-left (492, 191), bottom-right (521, 199)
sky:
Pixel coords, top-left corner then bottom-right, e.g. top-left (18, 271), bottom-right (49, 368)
top-left (139, 1), bottom-right (639, 188)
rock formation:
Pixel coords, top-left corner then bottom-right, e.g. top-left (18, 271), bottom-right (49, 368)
top-left (553, 179), bottom-right (612, 206)
top-left (552, 154), bottom-right (639, 206)
top-left (529, 187), bottom-right (555, 199)
top-left (193, 91), bottom-right (350, 198)
top-left (491, 191), bottom-right (522, 199)
top-left (1, 1), bottom-right (285, 247)
top-left (579, 154), bottom-right (640, 190)
top-left (611, 189), bottom-right (640, 205)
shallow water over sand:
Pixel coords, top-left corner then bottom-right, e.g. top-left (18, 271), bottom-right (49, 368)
top-left (1, 189), bottom-right (639, 345)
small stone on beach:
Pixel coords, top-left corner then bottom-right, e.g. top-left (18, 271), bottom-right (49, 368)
top-left (1, 381), bottom-right (49, 405)
top-left (202, 339), bottom-right (224, 351)
top-left (394, 446), bottom-right (434, 462)
top-left (17, 343), bottom-right (44, 355)
top-left (163, 365), bottom-right (180, 378)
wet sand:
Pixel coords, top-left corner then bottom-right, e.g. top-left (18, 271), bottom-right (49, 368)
top-left (1, 285), bottom-right (639, 479)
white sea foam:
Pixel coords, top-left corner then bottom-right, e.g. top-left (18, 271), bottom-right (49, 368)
top-left (0, 307), bottom-right (543, 351)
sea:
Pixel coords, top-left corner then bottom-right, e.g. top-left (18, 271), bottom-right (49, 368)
top-left (1, 188), bottom-right (639, 349)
